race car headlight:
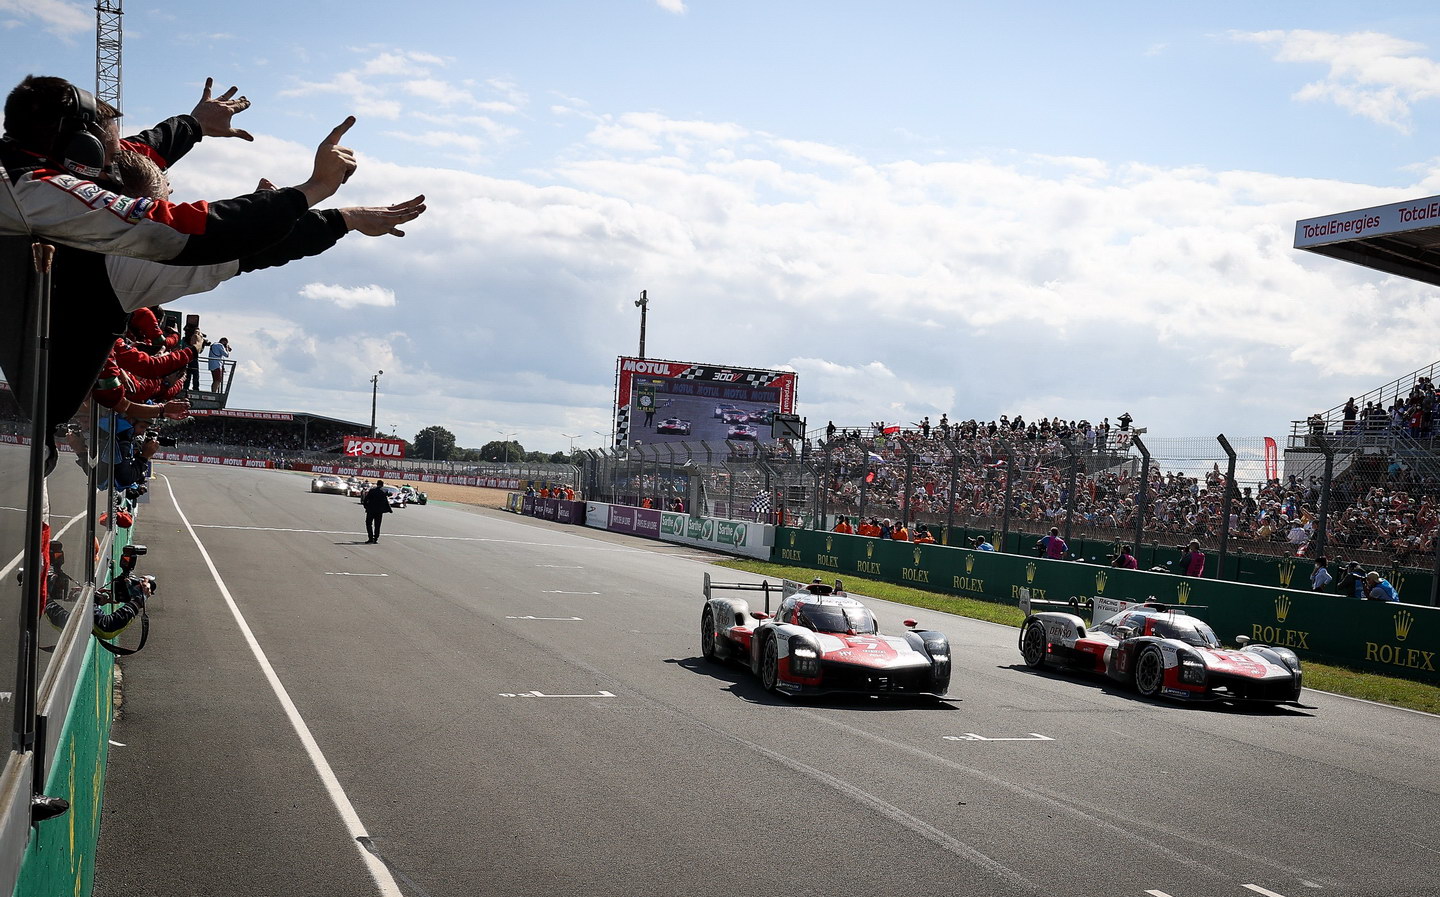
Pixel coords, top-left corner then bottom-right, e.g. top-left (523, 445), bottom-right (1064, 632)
top-left (1272, 647), bottom-right (1301, 673)
top-left (788, 637), bottom-right (820, 678)
top-left (923, 638), bottom-right (948, 657)
top-left (1177, 651), bottom-right (1206, 685)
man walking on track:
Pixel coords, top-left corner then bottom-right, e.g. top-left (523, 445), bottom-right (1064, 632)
top-left (362, 479), bottom-right (392, 543)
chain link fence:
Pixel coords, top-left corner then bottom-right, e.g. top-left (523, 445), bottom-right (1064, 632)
top-left (576, 425), bottom-right (1439, 597)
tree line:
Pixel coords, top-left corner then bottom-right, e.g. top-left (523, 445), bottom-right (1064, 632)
top-left (411, 425), bottom-right (573, 465)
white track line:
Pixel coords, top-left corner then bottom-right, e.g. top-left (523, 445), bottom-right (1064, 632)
top-left (192, 523), bottom-right (646, 552)
top-left (0, 511), bottom-right (86, 580)
top-left (1243, 886), bottom-right (1289, 897)
top-left (162, 475), bottom-right (401, 897)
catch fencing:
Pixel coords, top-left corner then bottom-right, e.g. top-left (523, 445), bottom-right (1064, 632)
top-left (580, 427), bottom-right (1440, 605)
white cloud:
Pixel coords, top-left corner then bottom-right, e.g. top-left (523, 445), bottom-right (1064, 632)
top-left (161, 102), bottom-right (1440, 450)
top-left (300, 283), bottom-right (397, 309)
top-left (656, 0), bottom-right (686, 13)
top-left (1235, 29), bottom-right (1440, 132)
top-left (774, 139), bottom-right (866, 170)
top-left (0, 0), bottom-right (88, 36)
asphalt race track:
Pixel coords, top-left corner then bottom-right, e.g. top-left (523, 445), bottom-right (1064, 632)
top-left (94, 463), bottom-right (1440, 897)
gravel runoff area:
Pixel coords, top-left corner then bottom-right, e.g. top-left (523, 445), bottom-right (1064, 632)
top-left (416, 481), bottom-right (514, 509)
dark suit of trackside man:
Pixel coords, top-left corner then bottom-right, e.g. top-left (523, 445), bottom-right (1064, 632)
top-left (362, 479), bottom-right (392, 543)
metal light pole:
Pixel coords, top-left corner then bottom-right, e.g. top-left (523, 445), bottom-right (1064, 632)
top-left (369, 370), bottom-right (383, 436)
top-left (634, 290), bottom-right (649, 358)
top-left (497, 430), bottom-right (517, 465)
top-left (562, 433), bottom-right (580, 453)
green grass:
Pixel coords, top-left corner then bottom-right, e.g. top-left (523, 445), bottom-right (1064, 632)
top-left (715, 558), bottom-right (1440, 716)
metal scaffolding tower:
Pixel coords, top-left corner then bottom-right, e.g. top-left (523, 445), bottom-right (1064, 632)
top-left (96, 1), bottom-right (123, 111)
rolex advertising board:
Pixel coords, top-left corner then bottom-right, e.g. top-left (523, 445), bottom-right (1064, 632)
top-left (774, 528), bottom-right (1440, 683)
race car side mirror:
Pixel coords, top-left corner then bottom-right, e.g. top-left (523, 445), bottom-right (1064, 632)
top-left (752, 612), bottom-right (769, 620)
top-left (903, 619), bottom-right (917, 629)
top-left (1235, 636), bottom-right (1251, 647)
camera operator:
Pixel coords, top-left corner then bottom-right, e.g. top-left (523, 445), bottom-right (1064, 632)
top-left (45, 546), bottom-right (155, 654)
top-left (208, 337), bottom-right (231, 392)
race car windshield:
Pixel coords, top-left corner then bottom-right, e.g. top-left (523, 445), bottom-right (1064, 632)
top-left (1150, 617), bottom-right (1221, 648)
top-left (799, 604), bottom-right (878, 634)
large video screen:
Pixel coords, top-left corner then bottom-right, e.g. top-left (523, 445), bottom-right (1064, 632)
top-left (613, 357), bottom-right (797, 448)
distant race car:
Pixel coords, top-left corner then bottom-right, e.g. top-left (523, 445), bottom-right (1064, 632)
top-left (399, 484), bottom-right (428, 505)
top-left (382, 485), bottom-right (407, 508)
top-left (310, 474), bottom-right (348, 495)
top-left (746, 408), bottom-right (774, 425)
top-left (1018, 596), bottom-right (1303, 704)
top-left (727, 423), bottom-right (760, 440)
top-left (714, 403), bottom-right (741, 419)
top-left (656, 418), bottom-right (692, 435)
top-left (700, 575), bottom-right (952, 699)
top-left (721, 409), bottom-right (749, 424)
top-left (346, 478), bottom-right (366, 497)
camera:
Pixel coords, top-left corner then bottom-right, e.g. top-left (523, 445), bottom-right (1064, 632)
top-left (145, 428), bottom-right (178, 447)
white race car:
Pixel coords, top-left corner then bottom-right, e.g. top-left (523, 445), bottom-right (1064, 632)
top-left (700, 575), bottom-right (952, 699)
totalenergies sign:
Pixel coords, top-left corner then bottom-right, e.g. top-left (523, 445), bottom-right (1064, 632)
top-left (343, 435), bottom-right (406, 459)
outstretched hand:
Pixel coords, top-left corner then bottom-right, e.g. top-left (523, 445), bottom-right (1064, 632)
top-left (295, 117), bottom-right (358, 207)
top-left (340, 195), bottom-right (427, 237)
top-left (191, 77), bottom-right (254, 141)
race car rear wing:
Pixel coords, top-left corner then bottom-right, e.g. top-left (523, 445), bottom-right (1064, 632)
top-left (1017, 589), bottom-right (1206, 625)
top-left (702, 573), bottom-right (847, 615)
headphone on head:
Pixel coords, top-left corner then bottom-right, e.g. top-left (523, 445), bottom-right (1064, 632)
top-left (57, 84), bottom-right (107, 178)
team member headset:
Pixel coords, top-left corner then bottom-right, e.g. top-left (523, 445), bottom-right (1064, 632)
top-left (56, 83), bottom-right (108, 179)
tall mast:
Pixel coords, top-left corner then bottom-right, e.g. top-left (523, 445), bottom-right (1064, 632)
top-left (95, 2), bottom-right (123, 112)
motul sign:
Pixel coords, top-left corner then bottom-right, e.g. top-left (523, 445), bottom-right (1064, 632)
top-left (344, 436), bottom-right (407, 458)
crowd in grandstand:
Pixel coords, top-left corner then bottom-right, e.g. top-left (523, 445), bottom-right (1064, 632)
top-left (815, 416), bottom-right (1439, 570)
top-left (163, 418), bottom-right (355, 453)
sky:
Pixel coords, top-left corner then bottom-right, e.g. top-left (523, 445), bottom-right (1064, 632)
top-left (5, 1), bottom-right (1440, 455)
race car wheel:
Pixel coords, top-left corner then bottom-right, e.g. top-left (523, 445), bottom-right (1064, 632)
top-left (1134, 646), bottom-right (1165, 698)
top-left (759, 636), bottom-right (780, 692)
top-left (1020, 621), bottom-right (1049, 669)
top-left (700, 608), bottom-right (719, 662)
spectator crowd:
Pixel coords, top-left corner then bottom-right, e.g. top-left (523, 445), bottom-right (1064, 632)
top-left (814, 411), bottom-right (1439, 572)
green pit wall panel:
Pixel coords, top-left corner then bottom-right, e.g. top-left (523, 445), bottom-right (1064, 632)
top-left (775, 528), bottom-right (1440, 684)
top-left (12, 637), bottom-right (114, 897)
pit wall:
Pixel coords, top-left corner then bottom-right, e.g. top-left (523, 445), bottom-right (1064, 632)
top-left (10, 528), bottom-right (132, 897)
top-left (775, 528), bottom-right (1440, 684)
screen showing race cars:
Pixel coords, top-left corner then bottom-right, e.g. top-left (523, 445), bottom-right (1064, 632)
top-left (613, 356), bottom-right (797, 448)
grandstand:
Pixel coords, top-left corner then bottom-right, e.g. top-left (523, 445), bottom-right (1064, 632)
top-left (165, 408), bottom-right (368, 455)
